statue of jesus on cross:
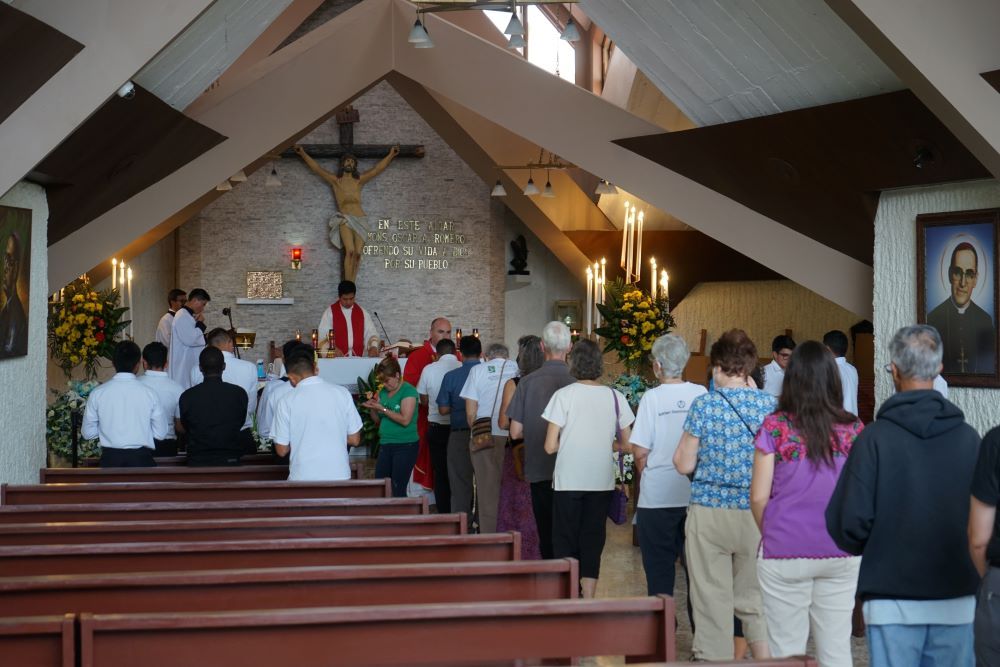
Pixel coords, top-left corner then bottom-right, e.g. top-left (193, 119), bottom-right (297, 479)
top-left (293, 143), bottom-right (399, 282)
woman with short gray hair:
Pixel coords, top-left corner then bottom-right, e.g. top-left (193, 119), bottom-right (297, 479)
top-left (630, 335), bottom-right (707, 598)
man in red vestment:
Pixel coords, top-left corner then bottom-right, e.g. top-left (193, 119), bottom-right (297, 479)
top-left (317, 281), bottom-right (380, 357)
top-left (403, 317), bottom-right (452, 489)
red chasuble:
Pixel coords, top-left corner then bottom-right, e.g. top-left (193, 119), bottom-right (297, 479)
top-left (404, 340), bottom-right (437, 489)
top-left (331, 304), bottom-right (365, 356)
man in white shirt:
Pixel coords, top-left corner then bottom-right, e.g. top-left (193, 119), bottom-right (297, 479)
top-left (824, 330), bottom-right (859, 415)
top-left (763, 334), bottom-right (796, 398)
top-left (137, 342), bottom-right (184, 456)
top-left (317, 280), bottom-right (380, 357)
top-left (256, 339), bottom-right (306, 442)
top-left (460, 342), bottom-right (519, 533)
top-left (82, 341), bottom-right (168, 467)
top-left (154, 289), bottom-right (187, 347)
top-left (168, 288), bottom-right (210, 389)
top-left (417, 338), bottom-right (462, 512)
top-left (273, 345), bottom-right (362, 480)
top-left (191, 327), bottom-right (259, 455)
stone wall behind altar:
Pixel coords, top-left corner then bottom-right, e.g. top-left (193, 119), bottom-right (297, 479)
top-left (0, 182), bottom-right (49, 484)
top-left (669, 280), bottom-right (865, 363)
top-left (178, 81), bottom-right (509, 355)
top-left (874, 179), bottom-right (1000, 436)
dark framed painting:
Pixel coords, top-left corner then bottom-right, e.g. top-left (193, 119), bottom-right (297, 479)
top-left (0, 205), bottom-right (30, 360)
top-left (917, 208), bottom-right (1000, 387)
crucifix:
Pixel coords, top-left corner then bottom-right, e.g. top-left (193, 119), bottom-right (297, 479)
top-left (288, 106), bottom-right (424, 282)
top-left (957, 345), bottom-right (969, 373)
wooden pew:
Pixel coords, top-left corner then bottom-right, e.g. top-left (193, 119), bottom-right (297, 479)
top-left (0, 514), bottom-right (466, 546)
top-left (0, 479), bottom-right (390, 505)
top-left (0, 496), bottom-right (427, 524)
top-left (0, 533), bottom-right (522, 576)
top-left (0, 559), bottom-right (578, 617)
top-left (0, 614), bottom-right (74, 667)
top-left (80, 453), bottom-right (285, 467)
top-left (77, 596), bottom-right (677, 665)
top-left (39, 461), bottom-right (361, 482)
top-left (633, 660), bottom-right (819, 666)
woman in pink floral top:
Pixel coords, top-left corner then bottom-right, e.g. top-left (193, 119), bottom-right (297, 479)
top-left (750, 340), bottom-right (864, 667)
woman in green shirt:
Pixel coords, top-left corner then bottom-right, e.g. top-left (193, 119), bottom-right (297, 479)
top-left (363, 357), bottom-right (418, 497)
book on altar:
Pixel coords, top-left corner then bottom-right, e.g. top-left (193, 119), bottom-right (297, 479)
top-left (383, 339), bottom-right (415, 356)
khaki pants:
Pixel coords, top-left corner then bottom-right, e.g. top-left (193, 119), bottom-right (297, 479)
top-left (685, 504), bottom-right (768, 661)
top-left (447, 429), bottom-right (474, 523)
top-left (471, 435), bottom-right (506, 533)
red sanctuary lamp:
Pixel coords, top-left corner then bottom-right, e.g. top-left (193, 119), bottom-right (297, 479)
top-left (291, 247), bottom-right (302, 270)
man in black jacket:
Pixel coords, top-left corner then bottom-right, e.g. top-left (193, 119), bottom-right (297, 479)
top-left (177, 347), bottom-right (248, 466)
top-left (826, 324), bottom-right (980, 667)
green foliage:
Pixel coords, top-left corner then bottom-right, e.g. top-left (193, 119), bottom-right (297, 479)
top-left (46, 381), bottom-right (101, 460)
top-left (355, 367), bottom-right (384, 458)
top-left (594, 278), bottom-right (675, 372)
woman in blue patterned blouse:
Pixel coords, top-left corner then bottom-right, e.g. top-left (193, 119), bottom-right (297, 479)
top-left (673, 329), bottom-right (776, 662)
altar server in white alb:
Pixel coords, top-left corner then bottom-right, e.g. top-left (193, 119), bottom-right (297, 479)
top-left (317, 280), bottom-right (380, 357)
top-left (82, 341), bottom-right (168, 468)
top-left (273, 346), bottom-right (363, 481)
top-left (154, 288), bottom-right (187, 347)
top-left (191, 327), bottom-right (259, 455)
top-left (256, 339), bottom-right (305, 441)
top-left (168, 288), bottom-right (210, 389)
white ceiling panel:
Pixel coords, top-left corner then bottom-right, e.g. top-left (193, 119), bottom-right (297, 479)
top-left (580, 0), bottom-right (904, 125)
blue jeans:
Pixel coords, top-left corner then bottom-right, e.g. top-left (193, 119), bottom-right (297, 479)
top-left (867, 623), bottom-right (973, 667)
top-left (375, 441), bottom-right (419, 497)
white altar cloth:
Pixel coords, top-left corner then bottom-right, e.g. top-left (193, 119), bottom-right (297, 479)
top-left (316, 357), bottom-right (407, 393)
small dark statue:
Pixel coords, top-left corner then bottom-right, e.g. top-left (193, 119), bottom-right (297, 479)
top-left (509, 234), bottom-right (530, 275)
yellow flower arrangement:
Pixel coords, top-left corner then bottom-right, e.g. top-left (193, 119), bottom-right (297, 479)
top-left (48, 276), bottom-right (130, 379)
top-left (595, 279), bottom-right (675, 372)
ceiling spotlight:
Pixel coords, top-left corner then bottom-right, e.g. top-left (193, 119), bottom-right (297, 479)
top-left (595, 179), bottom-right (619, 195)
top-left (491, 179), bottom-right (507, 197)
top-left (216, 180), bottom-right (232, 192)
top-left (265, 163), bottom-right (281, 187)
top-left (116, 81), bottom-right (136, 99)
top-left (560, 17), bottom-right (581, 41)
top-left (523, 175), bottom-right (540, 196)
top-left (408, 17), bottom-right (430, 43)
top-left (504, 12), bottom-right (524, 36)
top-left (507, 33), bottom-right (526, 49)
top-left (230, 170), bottom-right (247, 183)
top-left (913, 147), bottom-right (934, 169)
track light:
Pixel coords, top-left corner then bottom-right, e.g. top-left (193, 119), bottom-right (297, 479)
top-left (408, 18), bottom-right (430, 43)
top-left (504, 13), bottom-right (524, 36)
top-left (523, 171), bottom-right (540, 196)
top-left (230, 170), bottom-right (247, 183)
top-left (216, 180), bottom-right (232, 192)
top-left (491, 179), bottom-right (507, 197)
top-left (542, 170), bottom-right (555, 198)
top-left (507, 33), bottom-right (525, 49)
top-left (595, 179), bottom-right (619, 195)
top-left (560, 18), bottom-right (581, 41)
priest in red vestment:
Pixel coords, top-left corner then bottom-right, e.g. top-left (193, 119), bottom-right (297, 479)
top-left (317, 281), bottom-right (381, 357)
top-left (403, 317), bottom-right (453, 489)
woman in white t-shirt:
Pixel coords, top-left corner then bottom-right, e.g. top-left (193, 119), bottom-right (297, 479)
top-left (630, 334), bottom-right (707, 598)
top-left (542, 339), bottom-right (634, 598)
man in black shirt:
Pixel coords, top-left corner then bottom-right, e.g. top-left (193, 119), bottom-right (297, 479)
top-left (970, 425), bottom-right (1000, 665)
top-left (177, 347), bottom-right (248, 466)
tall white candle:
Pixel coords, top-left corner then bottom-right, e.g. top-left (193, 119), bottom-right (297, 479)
top-left (620, 202), bottom-right (629, 269)
top-left (585, 267), bottom-right (593, 335)
top-left (635, 211), bottom-right (644, 282)
top-left (127, 267), bottom-right (134, 339)
top-left (650, 258), bottom-right (657, 300)
top-left (112, 258), bottom-right (117, 290)
top-left (661, 270), bottom-right (669, 306)
top-left (600, 258), bottom-right (607, 304)
top-left (119, 262), bottom-right (126, 292)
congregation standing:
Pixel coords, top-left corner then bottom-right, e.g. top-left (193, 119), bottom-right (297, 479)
top-left (79, 283), bottom-right (1000, 666)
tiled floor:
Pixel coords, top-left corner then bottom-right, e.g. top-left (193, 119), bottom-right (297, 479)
top-left (592, 519), bottom-right (870, 665)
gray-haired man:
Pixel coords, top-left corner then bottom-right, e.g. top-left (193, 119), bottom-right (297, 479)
top-left (826, 324), bottom-right (980, 666)
top-left (505, 322), bottom-right (575, 557)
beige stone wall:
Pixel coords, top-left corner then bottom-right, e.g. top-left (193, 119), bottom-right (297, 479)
top-left (178, 81), bottom-right (508, 354)
top-left (0, 182), bottom-right (49, 483)
top-left (669, 280), bottom-right (866, 363)
top-left (874, 179), bottom-right (1000, 436)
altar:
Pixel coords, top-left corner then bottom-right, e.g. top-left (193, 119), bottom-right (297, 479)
top-left (316, 357), bottom-right (407, 393)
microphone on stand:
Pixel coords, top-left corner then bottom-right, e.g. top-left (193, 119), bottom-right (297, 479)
top-left (222, 307), bottom-right (240, 359)
top-left (372, 311), bottom-right (391, 349)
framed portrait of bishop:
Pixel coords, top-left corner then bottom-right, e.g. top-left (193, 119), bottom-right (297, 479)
top-left (917, 208), bottom-right (1000, 387)
top-left (0, 205), bottom-right (30, 360)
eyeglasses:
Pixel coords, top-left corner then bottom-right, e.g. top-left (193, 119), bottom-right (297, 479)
top-left (949, 266), bottom-right (978, 281)
top-left (776, 351), bottom-right (792, 360)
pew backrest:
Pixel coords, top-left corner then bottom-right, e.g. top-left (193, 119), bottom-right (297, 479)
top-left (39, 462), bottom-right (362, 483)
top-left (0, 513), bottom-right (466, 546)
top-left (0, 479), bottom-right (390, 505)
top-left (77, 596), bottom-right (676, 666)
top-left (0, 614), bottom-right (74, 667)
top-left (0, 532), bottom-right (522, 576)
top-left (0, 496), bottom-right (427, 524)
top-left (0, 559), bottom-right (578, 617)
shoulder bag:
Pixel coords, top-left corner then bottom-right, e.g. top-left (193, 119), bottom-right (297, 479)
top-left (717, 389), bottom-right (758, 438)
top-left (607, 389), bottom-right (629, 525)
top-left (470, 361), bottom-right (507, 452)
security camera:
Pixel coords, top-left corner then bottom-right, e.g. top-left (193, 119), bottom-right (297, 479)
top-left (116, 81), bottom-right (136, 99)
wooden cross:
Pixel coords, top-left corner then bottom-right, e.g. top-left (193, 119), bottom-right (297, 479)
top-left (281, 105), bottom-right (425, 160)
